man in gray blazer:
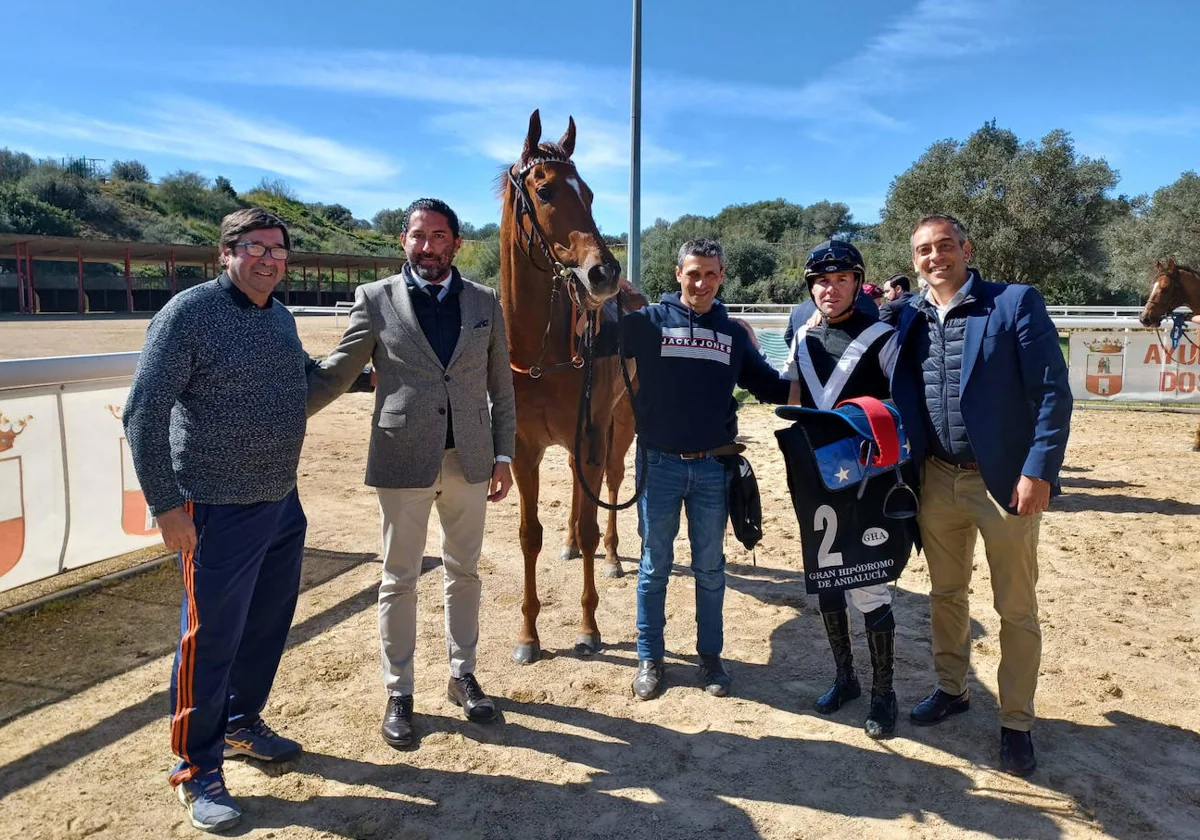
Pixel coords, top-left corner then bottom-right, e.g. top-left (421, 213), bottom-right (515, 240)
top-left (307, 198), bottom-right (516, 749)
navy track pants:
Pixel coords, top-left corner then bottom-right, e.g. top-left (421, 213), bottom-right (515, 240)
top-left (168, 489), bottom-right (306, 785)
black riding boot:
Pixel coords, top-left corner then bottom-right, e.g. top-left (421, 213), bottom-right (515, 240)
top-left (865, 625), bottom-right (898, 739)
top-left (815, 609), bottom-right (861, 714)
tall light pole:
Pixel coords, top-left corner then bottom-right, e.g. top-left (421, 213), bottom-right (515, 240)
top-left (628, 0), bottom-right (642, 289)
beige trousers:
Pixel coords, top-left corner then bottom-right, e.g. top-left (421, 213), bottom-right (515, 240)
top-left (376, 449), bottom-right (489, 696)
top-left (917, 456), bottom-right (1042, 731)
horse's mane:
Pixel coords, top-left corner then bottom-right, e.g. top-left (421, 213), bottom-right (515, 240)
top-left (494, 142), bottom-right (574, 200)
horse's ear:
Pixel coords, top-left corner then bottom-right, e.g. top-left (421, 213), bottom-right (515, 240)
top-left (1155, 260), bottom-right (1165, 272)
top-left (559, 116), bottom-right (576, 158)
top-left (522, 109), bottom-right (542, 163)
top-left (1167, 256), bottom-right (1177, 271)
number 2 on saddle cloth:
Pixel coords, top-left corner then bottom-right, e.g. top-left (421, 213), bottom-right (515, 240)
top-left (774, 396), bottom-right (921, 595)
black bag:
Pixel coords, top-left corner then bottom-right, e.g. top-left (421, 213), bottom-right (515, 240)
top-left (722, 454), bottom-right (763, 551)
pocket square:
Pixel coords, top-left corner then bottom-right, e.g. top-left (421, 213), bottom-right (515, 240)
top-left (473, 319), bottom-right (489, 328)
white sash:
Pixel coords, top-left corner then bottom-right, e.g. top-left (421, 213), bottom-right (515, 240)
top-left (791, 321), bottom-right (894, 410)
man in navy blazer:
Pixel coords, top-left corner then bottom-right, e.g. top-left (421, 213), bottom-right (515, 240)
top-left (889, 214), bottom-right (1071, 777)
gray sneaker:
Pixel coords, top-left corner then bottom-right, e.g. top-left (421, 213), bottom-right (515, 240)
top-left (176, 769), bottom-right (242, 833)
top-left (224, 718), bottom-right (301, 762)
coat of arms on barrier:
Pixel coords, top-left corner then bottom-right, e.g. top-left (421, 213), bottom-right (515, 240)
top-left (1085, 337), bottom-right (1127, 397)
top-left (0, 412), bottom-right (32, 578)
top-left (106, 405), bottom-right (159, 536)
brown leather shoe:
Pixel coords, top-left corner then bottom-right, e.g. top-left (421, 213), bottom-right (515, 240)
top-left (448, 674), bottom-right (498, 722)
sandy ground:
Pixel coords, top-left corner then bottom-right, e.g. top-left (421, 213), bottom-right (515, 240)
top-left (0, 317), bottom-right (1198, 840)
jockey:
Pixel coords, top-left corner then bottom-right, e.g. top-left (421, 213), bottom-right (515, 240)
top-left (783, 239), bottom-right (905, 738)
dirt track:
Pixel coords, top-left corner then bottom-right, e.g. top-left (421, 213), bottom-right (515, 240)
top-left (0, 317), bottom-right (1198, 839)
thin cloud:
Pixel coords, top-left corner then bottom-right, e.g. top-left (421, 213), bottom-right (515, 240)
top-left (1087, 111), bottom-right (1200, 139)
top-left (0, 98), bottom-right (398, 188)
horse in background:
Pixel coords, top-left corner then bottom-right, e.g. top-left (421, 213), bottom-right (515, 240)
top-left (1139, 257), bottom-right (1200, 451)
top-left (499, 109), bottom-right (644, 664)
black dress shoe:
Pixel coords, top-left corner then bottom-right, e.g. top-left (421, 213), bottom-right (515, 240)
top-left (382, 694), bottom-right (414, 749)
top-left (631, 659), bottom-right (664, 700)
top-left (698, 654), bottom-right (731, 697)
top-left (448, 674), bottom-right (498, 722)
top-left (909, 688), bottom-right (970, 726)
top-left (1000, 727), bottom-right (1037, 776)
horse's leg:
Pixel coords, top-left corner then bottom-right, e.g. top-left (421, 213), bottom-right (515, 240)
top-left (573, 459), bottom-right (606, 655)
top-left (1194, 418), bottom-right (1200, 452)
top-left (601, 403), bottom-right (636, 578)
top-left (512, 436), bottom-right (546, 665)
top-left (559, 457), bottom-right (582, 561)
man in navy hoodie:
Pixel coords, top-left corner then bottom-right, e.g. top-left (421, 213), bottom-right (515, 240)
top-left (615, 238), bottom-right (790, 700)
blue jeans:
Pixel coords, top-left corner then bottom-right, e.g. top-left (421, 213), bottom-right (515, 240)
top-left (635, 447), bottom-right (731, 661)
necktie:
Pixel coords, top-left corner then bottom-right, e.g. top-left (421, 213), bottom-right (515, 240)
top-left (426, 284), bottom-right (442, 305)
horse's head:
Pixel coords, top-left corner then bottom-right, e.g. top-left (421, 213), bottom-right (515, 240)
top-left (1140, 257), bottom-right (1185, 327)
top-left (505, 109), bottom-right (621, 307)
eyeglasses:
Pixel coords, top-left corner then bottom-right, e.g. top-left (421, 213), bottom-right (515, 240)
top-left (234, 242), bottom-right (289, 260)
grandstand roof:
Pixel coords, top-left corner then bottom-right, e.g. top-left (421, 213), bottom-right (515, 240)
top-left (0, 233), bottom-right (408, 272)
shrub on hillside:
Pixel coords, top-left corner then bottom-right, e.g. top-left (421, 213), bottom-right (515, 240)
top-left (110, 160), bottom-right (150, 183)
top-left (0, 185), bottom-right (79, 236)
top-left (158, 171), bottom-right (211, 217)
top-left (254, 177), bottom-right (298, 201)
top-left (0, 149), bottom-right (35, 183)
top-left (20, 165), bottom-right (95, 213)
top-left (141, 215), bottom-right (210, 245)
top-left (116, 180), bottom-right (153, 207)
top-left (159, 170), bottom-right (240, 222)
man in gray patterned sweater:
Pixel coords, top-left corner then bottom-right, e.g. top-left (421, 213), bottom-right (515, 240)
top-left (123, 208), bottom-right (310, 834)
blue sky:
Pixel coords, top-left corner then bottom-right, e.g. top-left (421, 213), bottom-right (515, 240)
top-left (4, 0), bottom-right (1197, 236)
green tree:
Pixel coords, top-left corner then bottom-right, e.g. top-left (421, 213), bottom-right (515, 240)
top-left (319, 202), bottom-right (357, 231)
top-left (1103, 172), bottom-right (1200, 303)
top-left (110, 160), bottom-right (150, 182)
top-left (879, 122), bottom-right (1118, 303)
top-left (724, 240), bottom-right (778, 287)
top-left (213, 175), bottom-right (238, 200)
top-left (373, 207), bottom-right (405, 236)
top-left (639, 215), bottom-right (720, 302)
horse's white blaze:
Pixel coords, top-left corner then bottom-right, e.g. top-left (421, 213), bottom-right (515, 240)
top-left (566, 176), bottom-right (584, 201)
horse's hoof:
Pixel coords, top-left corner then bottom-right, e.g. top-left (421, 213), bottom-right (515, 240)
top-left (602, 562), bottom-right (624, 579)
top-left (559, 546), bottom-right (581, 561)
top-left (512, 642), bottom-right (542, 665)
top-left (574, 634), bottom-right (602, 656)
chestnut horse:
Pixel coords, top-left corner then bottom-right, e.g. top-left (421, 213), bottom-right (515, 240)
top-left (500, 110), bottom-right (645, 664)
top-left (1139, 257), bottom-right (1200, 451)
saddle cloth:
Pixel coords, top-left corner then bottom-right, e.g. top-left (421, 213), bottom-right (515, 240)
top-left (775, 397), bottom-right (919, 595)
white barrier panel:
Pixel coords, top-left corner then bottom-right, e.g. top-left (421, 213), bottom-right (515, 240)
top-left (1068, 331), bottom-right (1200, 404)
top-left (0, 375), bottom-right (161, 594)
top-left (0, 389), bottom-right (68, 590)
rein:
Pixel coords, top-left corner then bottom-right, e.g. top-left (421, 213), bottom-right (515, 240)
top-left (573, 296), bottom-right (646, 512)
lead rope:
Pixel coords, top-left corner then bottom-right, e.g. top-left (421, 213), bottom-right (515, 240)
top-left (572, 292), bottom-right (646, 512)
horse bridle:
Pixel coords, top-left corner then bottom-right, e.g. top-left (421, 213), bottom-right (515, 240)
top-left (506, 153), bottom-right (645, 511)
top-left (506, 156), bottom-right (591, 379)
top-left (1149, 269), bottom-right (1198, 354)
